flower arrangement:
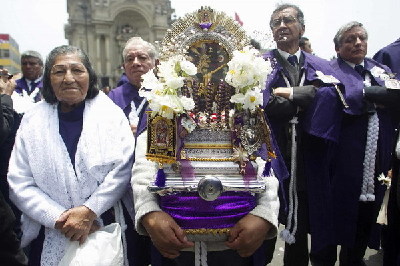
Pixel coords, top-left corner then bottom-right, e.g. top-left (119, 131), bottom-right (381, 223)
top-left (140, 55), bottom-right (197, 119)
top-left (141, 47), bottom-right (274, 132)
top-left (225, 46), bottom-right (273, 112)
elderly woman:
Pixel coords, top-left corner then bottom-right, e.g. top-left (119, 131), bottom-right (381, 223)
top-left (7, 45), bottom-right (135, 265)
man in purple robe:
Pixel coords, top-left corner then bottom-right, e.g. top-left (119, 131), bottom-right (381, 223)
top-left (15, 50), bottom-right (43, 103)
top-left (263, 4), bottom-right (344, 266)
top-left (373, 38), bottom-right (400, 265)
top-left (373, 38), bottom-right (400, 79)
top-left (108, 37), bottom-right (168, 266)
top-left (325, 21), bottom-right (400, 265)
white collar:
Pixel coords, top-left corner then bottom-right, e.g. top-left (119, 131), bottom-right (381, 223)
top-left (25, 77), bottom-right (42, 84)
top-left (344, 60), bottom-right (365, 69)
top-left (277, 48), bottom-right (302, 61)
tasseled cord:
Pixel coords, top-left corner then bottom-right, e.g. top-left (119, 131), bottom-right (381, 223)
top-left (262, 159), bottom-right (272, 177)
top-left (280, 116), bottom-right (299, 245)
top-left (359, 112), bottom-right (379, 202)
top-left (155, 163), bottom-right (166, 187)
top-left (194, 241), bottom-right (208, 266)
top-left (114, 201), bottom-right (128, 266)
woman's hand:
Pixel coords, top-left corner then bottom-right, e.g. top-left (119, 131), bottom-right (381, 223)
top-left (55, 205), bottom-right (97, 244)
top-left (141, 211), bottom-right (194, 259)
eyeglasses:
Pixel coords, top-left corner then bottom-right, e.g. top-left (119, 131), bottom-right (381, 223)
top-left (50, 63), bottom-right (88, 79)
top-left (22, 61), bottom-right (40, 66)
top-left (270, 16), bottom-right (297, 28)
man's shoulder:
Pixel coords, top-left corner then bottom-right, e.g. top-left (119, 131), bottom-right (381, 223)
top-left (262, 49), bottom-right (277, 60)
top-left (380, 38), bottom-right (400, 52)
top-left (15, 78), bottom-right (25, 87)
top-left (304, 52), bottom-right (330, 67)
top-left (365, 57), bottom-right (393, 73)
top-left (108, 83), bottom-right (128, 100)
top-left (108, 82), bottom-right (136, 109)
top-left (0, 94), bottom-right (13, 107)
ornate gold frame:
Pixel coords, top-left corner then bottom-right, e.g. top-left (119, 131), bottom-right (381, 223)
top-left (146, 114), bottom-right (177, 164)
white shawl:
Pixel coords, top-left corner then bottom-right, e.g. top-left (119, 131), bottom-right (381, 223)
top-left (8, 92), bottom-right (135, 265)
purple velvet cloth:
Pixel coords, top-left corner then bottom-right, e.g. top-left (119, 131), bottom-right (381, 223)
top-left (373, 38), bottom-right (400, 80)
top-left (263, 50), bottom-right (344, 252)
top-left (58, 103), bottom-right (85, 167)
top-left (327, 57), bottom-right (397, 249)
top-left (15, 78), bottom-right (43, 102)
top-left (108, 82), bottom-right (148, 136)
top-left (160, 192), bottom-right (256, 229)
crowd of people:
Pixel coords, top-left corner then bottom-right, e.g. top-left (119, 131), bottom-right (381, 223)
top-left (1, 3), bottom-right (400, 266)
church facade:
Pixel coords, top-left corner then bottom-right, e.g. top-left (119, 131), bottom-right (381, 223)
top-left (65, 0), bottom-right (174, 87)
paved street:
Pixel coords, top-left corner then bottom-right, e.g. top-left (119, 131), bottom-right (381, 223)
top-left (270, 225), bottom-right (383, 265)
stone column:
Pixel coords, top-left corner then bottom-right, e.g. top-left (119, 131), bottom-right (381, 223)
top-left (96, 35), bottom-right (101, 73)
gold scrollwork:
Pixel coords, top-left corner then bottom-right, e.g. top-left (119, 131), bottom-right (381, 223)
top-left (184, 228), bottom-right (231, 235)
top-left (146, 114), bottom-right (177, 163)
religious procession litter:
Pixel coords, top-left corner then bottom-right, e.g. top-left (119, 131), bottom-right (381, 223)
top-left (1, 3), bottom-right (400, 266)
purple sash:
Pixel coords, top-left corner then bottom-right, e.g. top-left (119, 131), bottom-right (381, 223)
top-left (160, 191), bottom-right (256, 229)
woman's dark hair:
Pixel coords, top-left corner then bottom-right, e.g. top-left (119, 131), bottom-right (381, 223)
top-left (42, 45), bottom-right (99, 104)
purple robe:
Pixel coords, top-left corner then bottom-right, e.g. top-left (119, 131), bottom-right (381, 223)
top-left (374, 39), bottom-right (400, 263)
top-left (108, 82), bottom-right (148, 136)
top-left (329, 57), bottom-right (398, 248)
top-left (263, 50), bottom-right (344, 252)
top-left (15, 78), bottom-right (43, 103)
top-left (373, 38), bottom-right (400, 80)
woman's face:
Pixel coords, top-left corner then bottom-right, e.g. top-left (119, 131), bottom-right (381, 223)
top-left (50, 53), bottom-right (89, 112)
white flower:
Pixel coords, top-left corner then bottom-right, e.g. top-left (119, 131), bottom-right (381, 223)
top-left (225, 46), bottom-right (272, 91)
top-left (377, 173), bottom-right (391, 188)
top-left (230, 87), bottom-right (263, 112)
top-left (165, 76), bottom-right (185, 90)
top-left (230, 92), bottom-right (246, 104)
top-left (179, 96), bottom-right (195, 111)
top-left (140, 70), bottom-right (163, 98)
top-left (140, 55), bottom-right (197, 118)
top-left (179, 60), bottom-right (197, 76)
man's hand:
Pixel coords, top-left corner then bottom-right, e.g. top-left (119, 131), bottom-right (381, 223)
top-left (0, 69), bottom-right (16, 96)
top-left (141, 211), bottom-right (194, 259)
top-left (55, 205), bottom-right (97, 245)
top-left (273, 87), bottom-right (292, 99)
top-left (225, 214), bottom-right (272, 257)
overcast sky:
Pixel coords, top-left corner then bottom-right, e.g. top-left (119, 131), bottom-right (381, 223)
top-left (0, 0), bottom-right (399, 63)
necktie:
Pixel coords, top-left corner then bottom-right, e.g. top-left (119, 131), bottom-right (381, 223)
top-left (30, 81), bottom-right (37, 94)
top-left (354, 65), bottom-right (364, 77)
top-left (287, 55), bottom-right (298, 67)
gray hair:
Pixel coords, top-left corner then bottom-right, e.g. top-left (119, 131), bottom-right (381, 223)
top-left (21, 50), bottom-right (43, 65)
top-left (333, 21), bottom-right (368, 49)
top-left (42, 45), bottom-right (99, 104)
top-left (270, 3), bottom-right (305, 28)
top-left (122, 37), bottom-right (157, 62)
